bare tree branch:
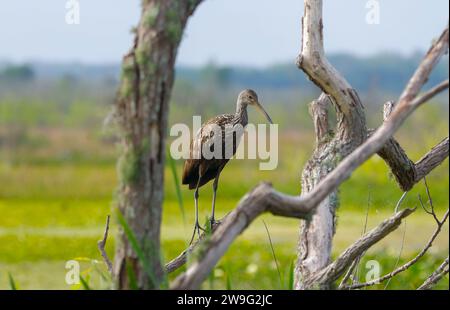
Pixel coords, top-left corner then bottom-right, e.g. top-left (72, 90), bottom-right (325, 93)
top-left (417, 257), bottom-right (449, 290)
top-left (296, 28), bottom-right (448, 218)
top-left (165, 236), bottom-right (202, 274)
top-left (377, 136), bottom-right (448, 192)
top-left (419, 177), bottom-right (440, 224)
top-left (170, 183), bottom-right (315, 289)
top-left (98, 215), bottom-right (113, 275)
top-left (415, 137), bottom-right (450, 182)
top-left (339, 258), bottom-right (360, 289)
top-left (342, 209), bottom-right (449, 289)
top-left (296, 0), bottom-right (366, 139)
top-left (165, 220), bottom-right (223, 274)
top-left (338, 192), bottom-right (371, 288)
top-left (305, 208), bottom-right (415, 288)
top-left (302, 30), bottom-right (448, 211)
top-left (375, 80), bottom-right (449, 192)
top-left (165, 251), bottom-right (189, 274)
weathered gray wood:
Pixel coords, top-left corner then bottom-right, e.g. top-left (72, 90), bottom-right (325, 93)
top-left (170, 182), bottom-right (315, 289)
top-left (376, 93), bottom-right (449, 192)
top-left (295, 0), bottom-right (367, 289)
top-left (377, 135), bottom-right (449, 191)
top-left (415, 137), bottom-right (449, 181)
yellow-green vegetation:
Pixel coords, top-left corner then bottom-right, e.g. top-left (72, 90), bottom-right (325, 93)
top-left (0, 97), bottom-right (448, 289)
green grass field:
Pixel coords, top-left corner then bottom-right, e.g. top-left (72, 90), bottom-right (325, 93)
top-left (0, 146), bottom-right (448, 289)
top-left (0, 98), bottom-right (448, 289)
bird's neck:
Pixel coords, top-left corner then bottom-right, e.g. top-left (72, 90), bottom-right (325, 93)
top-left (234, 102), bottom-right (248, 126)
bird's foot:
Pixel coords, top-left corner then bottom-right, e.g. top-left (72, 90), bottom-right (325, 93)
top-left (189, 222), bottom-right (205, 245)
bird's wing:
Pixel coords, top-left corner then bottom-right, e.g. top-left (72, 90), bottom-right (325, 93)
top-left (181, 156), bottom-right (198, 186)
top-left (193, 114), bottom-right (244, 159)
top-left (183, 115), bottom-right (233, 187)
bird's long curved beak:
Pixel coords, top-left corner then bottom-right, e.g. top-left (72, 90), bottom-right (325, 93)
top-left (255, 101), bottom-right (273, 124)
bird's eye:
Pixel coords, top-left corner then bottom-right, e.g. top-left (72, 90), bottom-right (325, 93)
top-left (249, 96), bottom-right (253, 100)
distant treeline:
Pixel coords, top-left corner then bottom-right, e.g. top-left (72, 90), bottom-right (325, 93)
top-left (0, 52), bottom-right (448, 98)
top-left (176, 53), bottom-right (449, 96)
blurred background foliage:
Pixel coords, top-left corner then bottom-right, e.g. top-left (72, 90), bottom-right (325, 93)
top-left (0, 53), bottom-right (448, 289)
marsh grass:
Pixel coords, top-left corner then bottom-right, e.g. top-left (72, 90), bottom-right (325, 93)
top-left (0, 98), bottom-right (448, 289)
top-left (8, 272), bottom-right (17, 290)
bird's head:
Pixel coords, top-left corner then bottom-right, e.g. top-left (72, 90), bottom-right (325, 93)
top-left (238, 89), bottom-right (273, 124)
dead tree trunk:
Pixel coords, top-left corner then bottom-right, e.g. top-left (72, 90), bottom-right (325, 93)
top-left (295, 0), bottom-right (366, 289)
top-left (113, 0), bottom-right (202, 289)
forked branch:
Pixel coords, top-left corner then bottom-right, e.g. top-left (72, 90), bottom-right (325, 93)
top-left (307, 208), bottom-right (415, 287)
top-left (376, 82), bottom-right (449, 192)
top-left (296, 0), bottom-right (366, 143)
top-left (341, 209), bottom-right (449, 289)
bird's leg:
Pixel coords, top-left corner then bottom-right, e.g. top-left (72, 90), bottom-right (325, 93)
top-left (210, 169), bottom-right (222, 230)
top-left (189, 178), bottom-right (204, 245)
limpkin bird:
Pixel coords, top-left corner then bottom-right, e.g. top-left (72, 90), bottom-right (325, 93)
top-left (182, 89), bottom-right (273, 244)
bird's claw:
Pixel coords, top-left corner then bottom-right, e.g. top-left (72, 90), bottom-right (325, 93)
top-left (189, 222), bottom-right (205, 245)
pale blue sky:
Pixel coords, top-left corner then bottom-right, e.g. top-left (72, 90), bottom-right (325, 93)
top-left (0, 0), bottom-right (448, 67)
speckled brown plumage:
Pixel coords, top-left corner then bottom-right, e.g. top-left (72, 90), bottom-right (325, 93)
top-left (182, 114), bottom-right (237, 189)
top-left (181, 89), bottom-right (272, 244)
